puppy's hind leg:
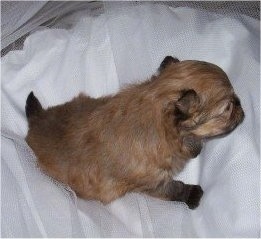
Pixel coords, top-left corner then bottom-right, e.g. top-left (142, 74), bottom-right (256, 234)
top-left (25, 92), bottom-right (43, 118)
top-left (145, 180), bottom-right (203, 209)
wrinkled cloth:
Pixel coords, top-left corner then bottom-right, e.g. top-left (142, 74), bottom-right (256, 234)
top-left (1, 3), bottom-right (260, 237)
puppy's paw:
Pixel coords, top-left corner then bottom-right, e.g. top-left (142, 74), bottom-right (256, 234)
top-left (186, 185), bottom-right (203, 209)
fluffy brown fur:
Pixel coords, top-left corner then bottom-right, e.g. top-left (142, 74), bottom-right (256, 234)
top-left (25, 56), bottom-right (244, 209)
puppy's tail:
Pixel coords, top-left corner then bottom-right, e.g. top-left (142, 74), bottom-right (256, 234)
top-left (25, 92), bottom-right (43, 119)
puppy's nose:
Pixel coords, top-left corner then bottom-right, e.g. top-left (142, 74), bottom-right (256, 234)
top-left (240, 109), bottom-right (245, 122)
top-left (237, 105), bottom-right (245, 125)
top-left (233, 96), bottom-right (245, 122)
top-left (234, 97), bottom-right (241, 107)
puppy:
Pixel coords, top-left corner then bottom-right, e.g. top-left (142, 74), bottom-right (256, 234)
top-left (25, 56), bottom-right (244, 209)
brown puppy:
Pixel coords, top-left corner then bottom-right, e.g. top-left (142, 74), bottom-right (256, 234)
top-left (25, 56), bottom-right (244, 209)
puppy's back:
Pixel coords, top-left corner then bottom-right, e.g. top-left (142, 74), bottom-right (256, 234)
top-left (25, 93), bottom-right (110, 177)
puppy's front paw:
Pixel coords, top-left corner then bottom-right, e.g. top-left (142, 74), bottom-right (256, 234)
top-left (186, 185), bottom-right (203, 209)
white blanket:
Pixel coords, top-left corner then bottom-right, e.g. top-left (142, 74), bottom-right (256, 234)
top-left (1, 3), bottom-right (260, 237)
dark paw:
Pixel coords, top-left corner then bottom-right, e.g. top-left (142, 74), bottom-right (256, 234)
top-left (186, 185), bottom-right (203, 209)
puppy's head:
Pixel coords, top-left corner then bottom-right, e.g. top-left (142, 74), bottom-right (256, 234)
top-left (156, 56), bottom-right (245, 140)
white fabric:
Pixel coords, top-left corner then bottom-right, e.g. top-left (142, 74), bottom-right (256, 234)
top-left (1, 1), bottom-right (95, 50)
top-left (1, 1), bottom-right (47, 49)
top-left (1, 3), bottom-right (260, 237)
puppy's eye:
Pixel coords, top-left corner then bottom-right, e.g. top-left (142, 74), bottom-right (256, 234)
top-left (218, 101), bottom-right (233, 115)
top-left (225, 102), bottom-right (233, 111)
top-left (223, 101), bottom-right (234, 115)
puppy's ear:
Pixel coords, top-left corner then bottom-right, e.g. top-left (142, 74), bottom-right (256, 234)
top-left (159, 56), bottom-right (180, 72)
top-left (174, 90), bottom-right (200, 122)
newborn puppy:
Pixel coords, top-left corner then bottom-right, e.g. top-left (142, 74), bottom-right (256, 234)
top-left (25, 56), bottom-right (244, 209)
